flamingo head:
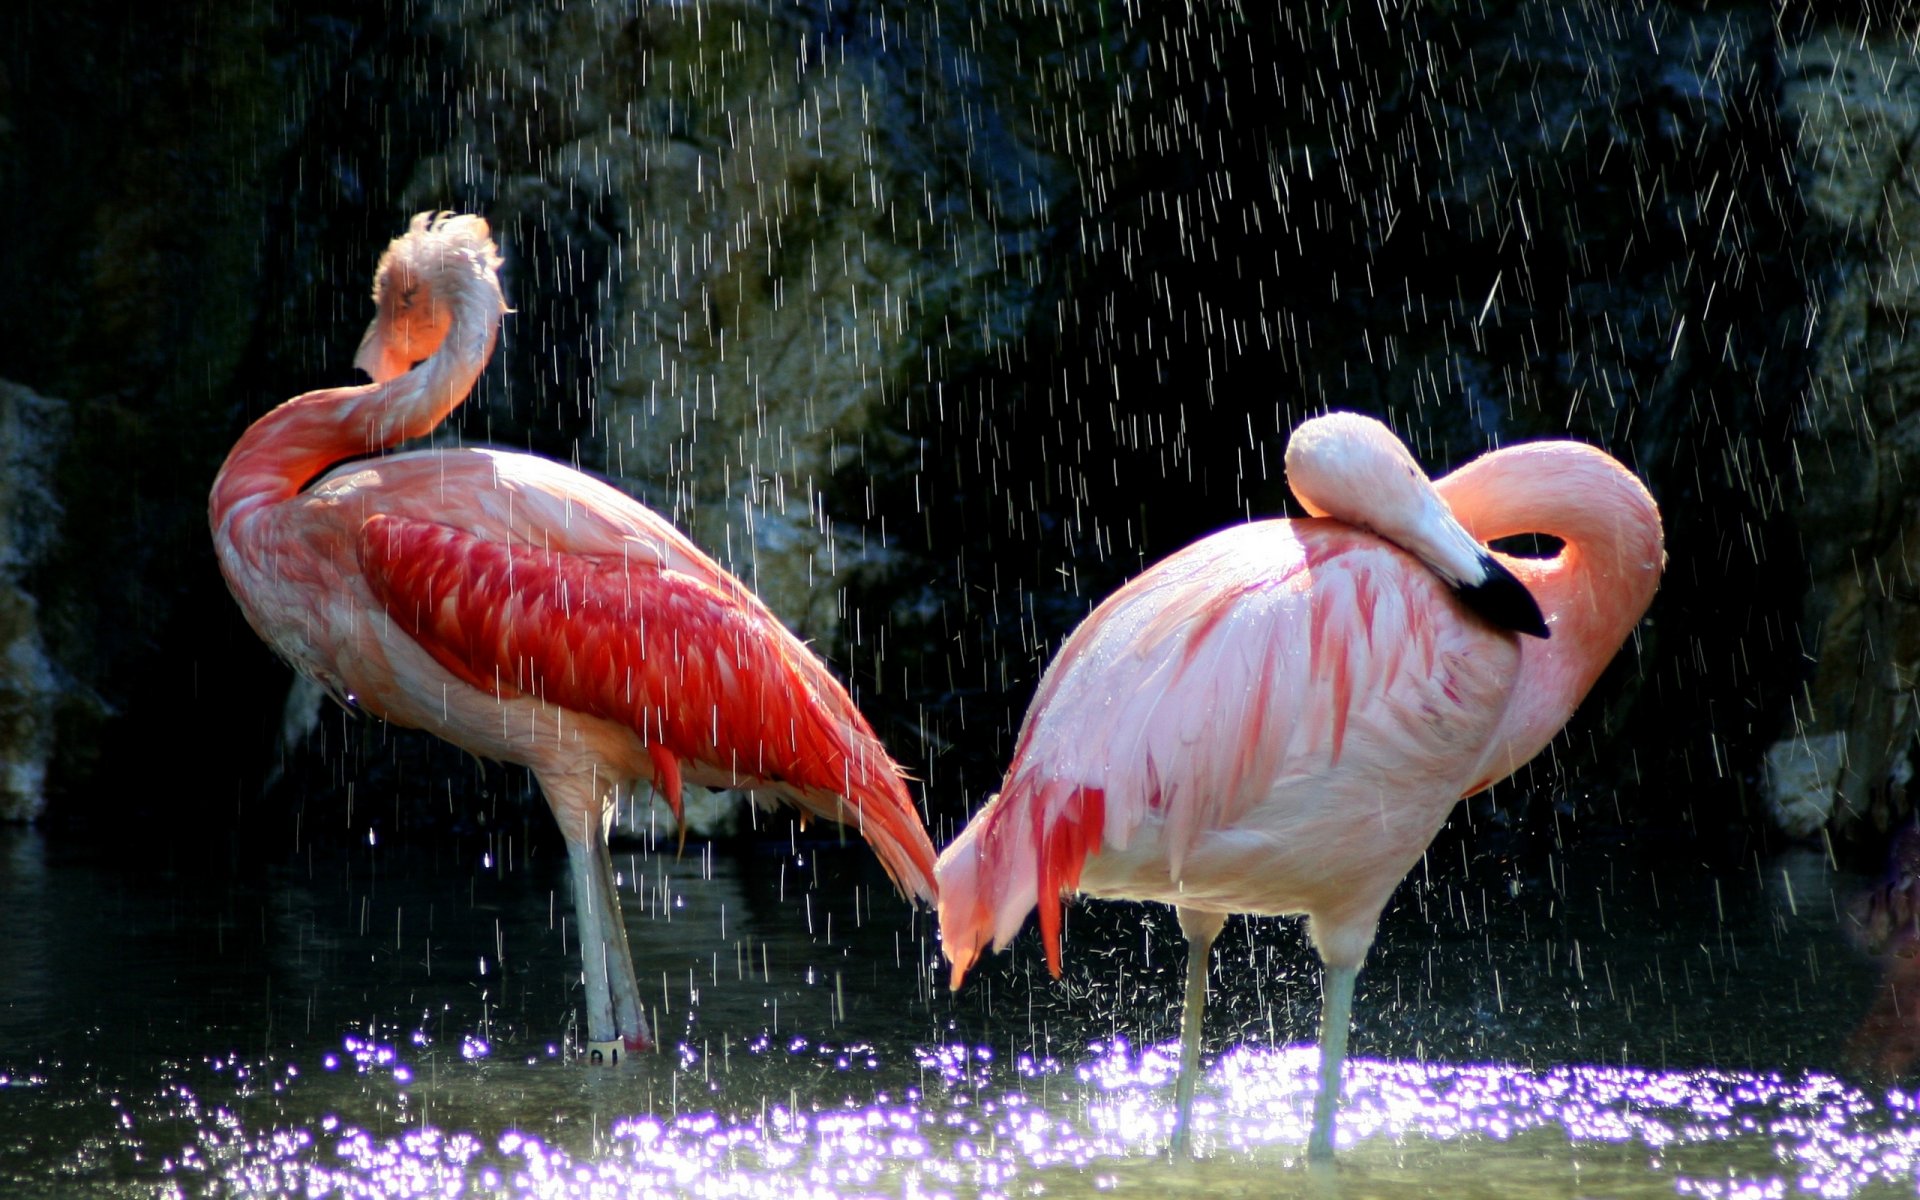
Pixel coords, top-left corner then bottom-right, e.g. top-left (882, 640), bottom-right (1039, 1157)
top-left (1287, 411), bottom-right (1548, 638)
top-left (354, 212), bottom-right (505, 383)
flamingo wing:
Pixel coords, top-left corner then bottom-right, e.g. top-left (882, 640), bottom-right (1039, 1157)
top-left (354, 512), bottom-right (936, 900)
top-left (322, 448), bottom-right (741, 588)
top-left (937, 519), bottom-right (1518, 980)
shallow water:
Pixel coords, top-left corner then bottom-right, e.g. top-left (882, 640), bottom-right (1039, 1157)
top-left (2, 817), bottom-right (1916, 1198)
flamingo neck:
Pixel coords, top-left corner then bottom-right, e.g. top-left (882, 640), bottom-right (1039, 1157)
top-left (209, 292), bottom-right (497, 532)
top-left (1434, 441), bottom-right (1665, 787)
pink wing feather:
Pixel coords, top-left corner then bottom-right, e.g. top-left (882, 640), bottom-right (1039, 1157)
top-left (356, 511), bottom-right (936, 901)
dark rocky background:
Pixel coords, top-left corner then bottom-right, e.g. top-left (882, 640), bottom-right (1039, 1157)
top-left (4, 0), bottom-right (1919, 877)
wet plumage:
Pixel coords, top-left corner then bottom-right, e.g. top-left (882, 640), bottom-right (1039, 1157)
top-left (212, 213), bottom-right (936, 1061)
top-left (936, 412), bottom-right (1663, 1159)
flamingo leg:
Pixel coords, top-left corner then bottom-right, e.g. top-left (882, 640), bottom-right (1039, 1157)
top-left (563, 794), bottom-right (652, 1063)
top-left (1307, 960), bottom-right (1359, 1162)
top-left (1170, 907), bottom-right (1227, 1157)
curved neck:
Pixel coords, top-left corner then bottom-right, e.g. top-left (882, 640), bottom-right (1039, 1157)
top-left (1435, 441), bottom-right (1664, 786)
top-left (209, 298), bottom-right (497, 531)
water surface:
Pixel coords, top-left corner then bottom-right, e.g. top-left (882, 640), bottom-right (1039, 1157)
top-left (1, 817), bottom-right (1913, 1198)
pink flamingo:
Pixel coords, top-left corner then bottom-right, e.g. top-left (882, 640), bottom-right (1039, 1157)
top-left (936, 412), bottom-right (1662, 1158)
top-left (211, 213), bottom-right (937, 1063)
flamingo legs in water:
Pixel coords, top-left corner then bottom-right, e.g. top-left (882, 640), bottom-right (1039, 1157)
top-left (1169, 908), bottom-right (1226, 1157)
top-left (555, 777), bottom-right (650, 1062)
top-left (1308, 961), bottom-right (1360, 1162)
top-left (1163, 907), bottom-right (1360, 1162)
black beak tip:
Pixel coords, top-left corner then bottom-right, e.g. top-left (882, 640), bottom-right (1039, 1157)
top-left (1457, 555), bottom-right (1551, 640)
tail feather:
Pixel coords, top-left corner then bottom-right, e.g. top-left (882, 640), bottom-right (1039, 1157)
top-left (773, 658), bottom-right (936, 904)
top-left (935, 803), bottom-right (1015, 989)
top-left (935, 779), bottom-right (1105, 988)
top-left (788, 748), bottom-right (936, 905)
top-left (1032, 784), bottom-right (1105, 977)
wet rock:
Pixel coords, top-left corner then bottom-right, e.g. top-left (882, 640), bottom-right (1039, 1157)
top-left (0, 381), bottom-right (68, 823)
top-left (400, 0), bottom-right (1057, 644)
top-left (1762, 731), bottom-right (1847, 839)
top-left (1769, 32), bottom-right (1920, 842)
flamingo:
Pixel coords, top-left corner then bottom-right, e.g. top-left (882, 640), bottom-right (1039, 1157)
top-left (935, 412), bottom-right (1662, 1159)
top-left (211, 212), bottom-right (937, 1063)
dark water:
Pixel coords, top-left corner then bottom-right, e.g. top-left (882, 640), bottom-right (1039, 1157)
top-left (2, 810), bottom-right (1916, 1198)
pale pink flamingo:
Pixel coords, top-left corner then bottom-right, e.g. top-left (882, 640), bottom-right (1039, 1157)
top-left (211, 213), bottom-right (937, 1063)
top-left (936, 412), bottom-right (1663, 1158)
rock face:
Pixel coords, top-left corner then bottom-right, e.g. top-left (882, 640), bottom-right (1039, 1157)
top-left (1763, 34), bottom-right (1920, 845)
top-left (394, 1), bottom-right (1058, 646)
top-left (0, 0), bottom-right (1913, 857)
top-left (0, 0), bottom-right (304, 823)
top-left (0, 383), bottom-right (66, 822)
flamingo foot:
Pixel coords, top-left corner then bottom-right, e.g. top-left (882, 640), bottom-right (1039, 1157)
top-left (584, 1035), bottom-right (651, 1066)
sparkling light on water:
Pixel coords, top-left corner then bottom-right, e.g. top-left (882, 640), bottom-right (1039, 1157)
top-left (134, 1033), bottom-right (1920, 1198)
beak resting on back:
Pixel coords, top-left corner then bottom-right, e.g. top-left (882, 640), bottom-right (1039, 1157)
top-left (1454, 552), bottom-right (1550, 639)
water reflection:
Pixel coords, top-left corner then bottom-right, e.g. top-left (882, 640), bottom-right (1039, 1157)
top-left (2, 823), bottom-right (1918, 1197)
